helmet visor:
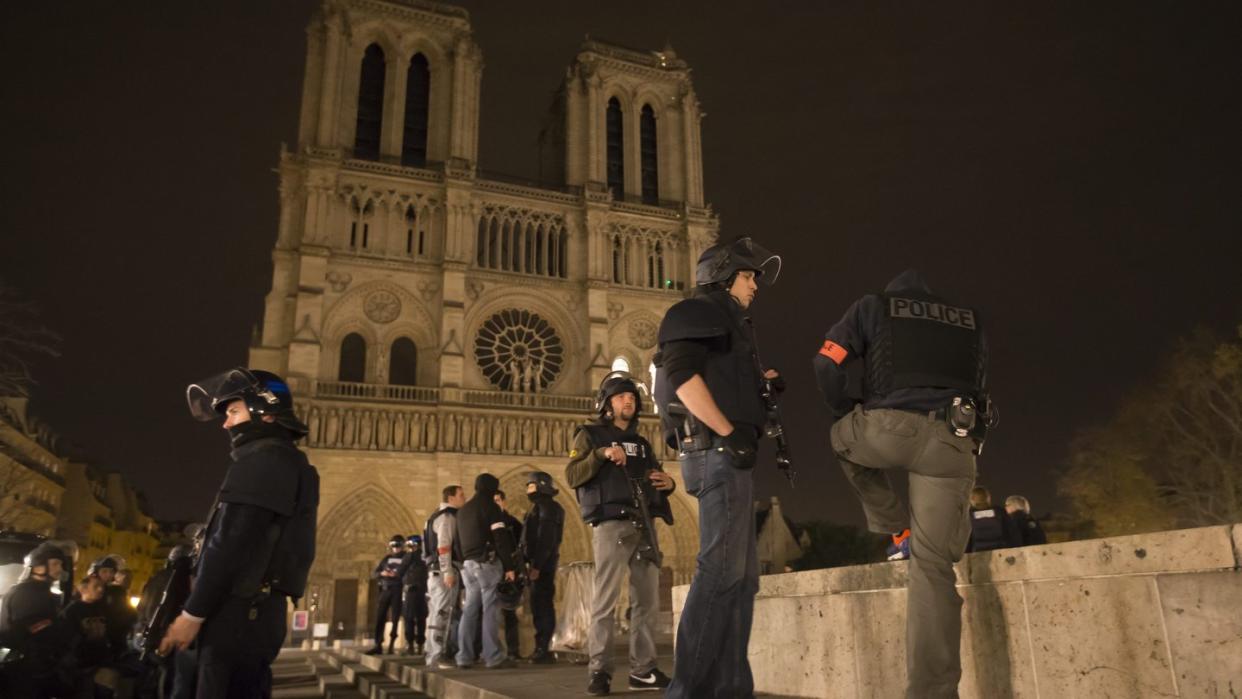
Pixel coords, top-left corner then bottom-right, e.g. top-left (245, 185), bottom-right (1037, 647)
top-left (186, 368), bottom-right (260, 421)
top-left (730, 237), bottom-right (782, 286)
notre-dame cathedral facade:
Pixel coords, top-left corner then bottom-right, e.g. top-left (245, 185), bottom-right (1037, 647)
top-left (248, 0), bottom-right (718, 634)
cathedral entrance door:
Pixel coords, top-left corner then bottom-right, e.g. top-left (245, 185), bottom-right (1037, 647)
top-left (333, 578), bottom-right (359, 641)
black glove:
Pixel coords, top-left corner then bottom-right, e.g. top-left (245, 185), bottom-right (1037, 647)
top-left (719, 427), bottom-right (758, 470)
top-left (767, 374), bottom-right (786, 395)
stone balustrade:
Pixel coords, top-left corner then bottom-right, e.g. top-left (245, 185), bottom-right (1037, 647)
top-left (298, 397), bottom-right (671, 458)
top-left (673, 524), bottom-right (1242, 698)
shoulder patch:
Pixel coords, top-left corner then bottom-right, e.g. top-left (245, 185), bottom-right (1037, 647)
top-left (569, 449), bottom-right (579, 458)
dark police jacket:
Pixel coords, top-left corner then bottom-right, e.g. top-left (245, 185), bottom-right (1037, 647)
top-left (521, 495), bottom-right (565, 573)
top-left (184, 430), bottom-right (320, 620)
top-left (400, 551), bottom-right (428, 588)
top-left (456, 487), bottom-right (520, 572)
top-left (967, 507), bottom-right (1022, 552)
top-left (1009, 511), bottom-right (1048, 546)
top-left (565, 421), bottom-right (674, 526)
top-left (0, 577), bottom-right (63, 660)
top-left (813, 270), bottom-right (988, 417)
top-left (372, 552), bottom-right (406, 590)
top-left (654, 287), bottom-right (766, 448)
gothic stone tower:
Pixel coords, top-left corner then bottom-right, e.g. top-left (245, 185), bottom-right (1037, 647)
top-left (249, 0), bottom-right (718, 636)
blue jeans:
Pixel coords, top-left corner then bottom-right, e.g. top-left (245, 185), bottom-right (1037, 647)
top-left (668, 446), bottom-right (759, 699)
top-left (455, 559), bottom-right (504, 667)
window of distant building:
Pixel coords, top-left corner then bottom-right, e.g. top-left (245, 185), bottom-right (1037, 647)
top-left (606, 97), bottom-right (624, 199)
top-left (390, 337), bottom-right (418, 386)
top-left (354, 44), bottom-right (386, 161)
top-left (402, 53), bottom-right (430, 167)
top-left (640, 104), bottom-right (658, 204)
top-left (338, 333), bottom-right (367, 382)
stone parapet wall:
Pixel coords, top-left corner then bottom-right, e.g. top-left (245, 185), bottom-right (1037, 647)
top-left (672, 524), bottom-right (1242, 698)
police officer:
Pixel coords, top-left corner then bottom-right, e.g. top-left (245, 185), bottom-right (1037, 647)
top-left (492, 490), bottom-right (523, 660)
top-left (966, 487), bottom-right (1021, 552)
top-left (812, 270), bottom-right (989, 698)
top-left (423, 484), bottom-right (465, 667)
top-left (653, 236), bottom-right (781, 699)
top-left (367, 535), bottom-right (408, 655)
top-left (452, 473), bottom-right (520, 670)
top-left (521, 471), bottom-right (564, 664)
top-left (400, 534), bottom-right (429, 655)
top-left (568, 371), bottom-right (675, 695)
top-left (1004, 495), bottom-right (1047, 546)
top-left (159, 367), bottom-right (320, 699)
top-left (0, 542), bottom-right (67, 698)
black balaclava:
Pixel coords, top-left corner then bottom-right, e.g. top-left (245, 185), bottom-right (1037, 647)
top-left (228, 419), bottom-right (293, 449)
top-left (474, 472), bottom-right (500, 497)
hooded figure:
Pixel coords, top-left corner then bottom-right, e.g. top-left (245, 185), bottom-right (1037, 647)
top-left (452, 473), bottom-right (521, 669)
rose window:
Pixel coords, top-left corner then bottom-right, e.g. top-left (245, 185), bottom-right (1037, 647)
top-left (474, 309), bottom-right (564, 392)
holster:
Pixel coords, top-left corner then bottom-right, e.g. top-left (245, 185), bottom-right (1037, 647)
top-left (667, 401), bottom-right (712, 453)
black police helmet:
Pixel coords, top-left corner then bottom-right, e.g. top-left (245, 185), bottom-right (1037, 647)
top-left (407, 534), bottom-right (422, 547)
top-left (167, 544), bottom-right (194, 563)
top-left (497, 578), bottom-right (525, 611)
top-left (186, 367), bottom-right (309, 437)
top-left (595, 370), bottom-right (644, 419)
top-left (695, 236), bottom-right (782, 287)
top-left (90, 556), bottom-right (119, 574)
top-left (389, 535), bottom-right (405, 547)
top-left (27, 542), bottom-right (65, 568)
top-left (525, 470), bottom-right (559, 497)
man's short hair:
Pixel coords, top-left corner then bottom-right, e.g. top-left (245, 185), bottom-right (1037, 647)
top-left (442, 484), bottom-right (462, 502)
top-left (79, 574), bottom-right (101, 587)
top-left (495, 489), bottom-right (506, 501)
top-left (1005, 495), bottom-right (1031, 513)
top-left (970, 486), bottom-right (992, 509)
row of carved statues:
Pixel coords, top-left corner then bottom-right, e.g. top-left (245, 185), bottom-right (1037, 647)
top-left (297, 403), bottom-right (672, 458)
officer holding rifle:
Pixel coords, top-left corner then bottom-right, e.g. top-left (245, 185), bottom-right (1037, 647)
top-left (566, 371), bottom-right (675, 696)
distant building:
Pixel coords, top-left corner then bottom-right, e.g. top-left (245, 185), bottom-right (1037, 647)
top-left (56, 461), bottom-right (116, 567)
top-left (0, 397), bottom-right (67, 537)
top-left (246, 0), bottom-right (718, 635)
top-left (755, 496), bottom-right (808, 575)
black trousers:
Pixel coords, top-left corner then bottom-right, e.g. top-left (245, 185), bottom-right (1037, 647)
top-left (402, 584), bottom-right (428, 645)
top-left (374, 585), bottom-right (403, 646)
top-left (530, 569), bottom-right (557, 652)
top-left (196, 593), bottom-right (287, 699)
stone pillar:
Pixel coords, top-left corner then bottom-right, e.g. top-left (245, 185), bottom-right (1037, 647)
top-left (316, 13), bottom-right (343, 149)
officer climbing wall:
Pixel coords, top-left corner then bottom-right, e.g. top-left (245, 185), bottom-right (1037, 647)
top-left (521, 470), bottom-right (564, 664)
top-left (159, 367), bottom-right (320, 699)
top-left (653, 236), bottom-right (782, 699)
top-left (812, 270), bottom-right (992, 699)
top-left (568, 371), bottom-right (676, 695)
top-left (367, 535), bottom-right (408, 655)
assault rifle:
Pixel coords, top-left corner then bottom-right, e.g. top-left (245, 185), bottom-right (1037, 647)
top-left (614, 442), bottom-right (663, 567)
top-left (137, 554), bottom-right (193, 662)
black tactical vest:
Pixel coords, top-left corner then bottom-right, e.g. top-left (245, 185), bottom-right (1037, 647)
top-left (423, 507), bottom-right (462, 569)
top-left (868, 291), bottom-right (984, 398)
top-left (655, 291), bottom-right (767, 445)
top-left (574, 423), bottom-right (673, 525)
top-left (377, 554), bottom-right (405, 589)
top-left (215, 439), bottom-right (319, 600)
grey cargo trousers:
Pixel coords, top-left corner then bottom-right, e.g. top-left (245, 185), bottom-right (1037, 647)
top-left (831, 406), bottom-right (976, 699)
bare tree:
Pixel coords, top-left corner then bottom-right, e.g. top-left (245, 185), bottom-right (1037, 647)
top-left (0, 280), bottom-right (61, 397)
top-left (1057, 326), bottom-right (1242, 534)
top-left (0, 458), bottom-right (37, 531)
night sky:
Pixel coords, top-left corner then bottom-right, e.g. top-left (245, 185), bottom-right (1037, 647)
top-left (2, 1), bottom-right (1240, 525)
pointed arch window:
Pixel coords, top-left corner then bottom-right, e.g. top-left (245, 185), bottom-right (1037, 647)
top-left (402, 53), bottom-right (430, 167)
top-left (640, 104), bottom-right (659, 204)
top-left (339, 333), bottom-right (367, 383)
top-left (611, 356), bottom-right (630, 373)
top-left (390, 337), bottom-right (418, 386)
top-left (354, 44), bottom-right (386, 161)
top-left (606, 97), bottom-right (624, 199)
